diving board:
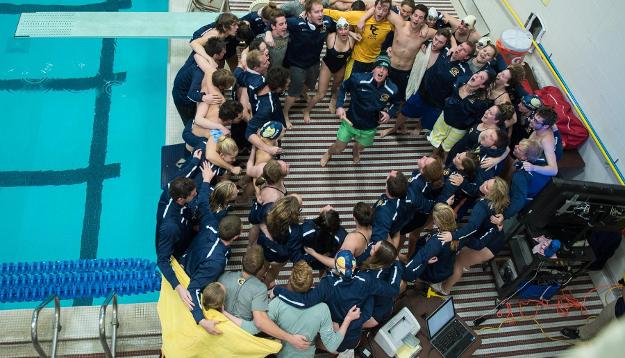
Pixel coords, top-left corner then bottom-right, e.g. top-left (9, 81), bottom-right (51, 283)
top-left (15, 11), bottom-right (248, 38)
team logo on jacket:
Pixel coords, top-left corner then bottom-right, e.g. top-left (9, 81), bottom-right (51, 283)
top-left (380, 93), bottom-right (389, 102)
top-left (443, 168), bottom-right (451, 176)
top-left (450, 67), bottom-right (460, 76)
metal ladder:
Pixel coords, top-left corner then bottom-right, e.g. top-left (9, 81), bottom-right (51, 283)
top-left (31, 295), bottom-right (61, 358)
top-left (31, 291), bottom-right (120, 358)
top-left (99, 291), bottom-right (120, 358)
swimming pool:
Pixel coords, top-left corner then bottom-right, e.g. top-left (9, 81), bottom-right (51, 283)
top-left (0, 0), bottom-right (168, 309)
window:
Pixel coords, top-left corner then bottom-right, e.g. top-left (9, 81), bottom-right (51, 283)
top-left (524, 13), bottom-right (546, 52)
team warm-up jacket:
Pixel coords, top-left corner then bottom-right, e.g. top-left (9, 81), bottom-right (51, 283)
top-left (245, 93), bottom-right (286, 138)
top-left (155, 156), bottom-right (201, 289)
top-left (451, 198), bottom-right (493, 242)
top-left (288, 219), bottom-right (347, 266)
top-left (442, 79), bottom-right (492, 130)
top-left (371, 193), bottom-right (411, 243)
top-left (336, 72), bottom-right (400, 130)
top-left (359, 264), bottom-right (402, 322)
top-left (403, 233), bottom-right (455, 283)
top-left (418, 53), bottom-right (469, 108)
top-left (233, 67), bottom-right (266, 112)
top-left (284, 15), bottom-right (335, 69)
top-left (180, 227), bottom-right (230, 324)
top-left (504, 163), bottom-right (552, 218)
top-left (195, 181), bottom-right (230, 230)
top-left (240, 11), bottom-right (270, 37)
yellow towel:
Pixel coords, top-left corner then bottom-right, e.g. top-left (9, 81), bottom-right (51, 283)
top-left (157, 259), bottom-right (282, 358)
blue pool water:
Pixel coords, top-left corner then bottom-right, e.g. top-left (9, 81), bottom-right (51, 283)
top-left (0, 0), bottom-right (169, 309)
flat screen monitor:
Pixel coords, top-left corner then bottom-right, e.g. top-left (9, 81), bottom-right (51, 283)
top-left (521, 178), bottom-right (625, 242)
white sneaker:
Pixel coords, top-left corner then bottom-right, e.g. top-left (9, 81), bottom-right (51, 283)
top-left (430, 282), bottom-right (449, 296)
top-left (337, 349), bottom-right (355, 358)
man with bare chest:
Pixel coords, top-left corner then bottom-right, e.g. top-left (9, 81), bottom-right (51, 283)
top-left (385, 4), bottom-right (435, 103)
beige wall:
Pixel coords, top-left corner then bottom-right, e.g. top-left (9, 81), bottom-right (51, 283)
top-left (466, 0), bottom-right (624, 185)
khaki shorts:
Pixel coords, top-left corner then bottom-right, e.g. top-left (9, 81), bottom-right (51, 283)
top-left (427, 115), bottom-right (467, 152)
top-left (337, 120), bottom-right (376, 147)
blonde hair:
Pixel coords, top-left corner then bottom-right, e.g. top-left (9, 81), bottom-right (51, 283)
top-left (486, 177), bottom-right (510, 215)
top-left (216, 136), bottom-right (238, 157)
top-left (202, 282), bottom-right (225, 311)
top-left (517, 139), bottom-right (543, 162)
top-left (210, 180), bottom-right (237, 212)
top-left (432, 203), bottom-right (457, 232)
top-left (289, 261), bottom-right (313, 293)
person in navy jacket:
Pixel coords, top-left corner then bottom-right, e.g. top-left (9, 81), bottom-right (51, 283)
top-left (179, 213), bottom-right (241, 333)
top-left (245, 67), bottom-right (291, 156)
top-left (357, 240), bottom-right (403, 328)
top-left (282, 0), bottom-right (336, 125)
top-left (156, 149), bottom-right (204, 302)
top-left (436, 177), bottom-right (509, 295)
top-left (172, 37), bottom-right (227, 125)
top-left (504, 138), bottom-right (550, 218)
top-left (271, 249), bottom-right (403, 353)
top-left (320, 55), bottom-right (400, 166)
top-left (401, 156), bottom-right (451, 258)
top-left (371, 170), bottom-right (410, 247)
top-left (288, 205), bottom-right (347, 273)
top-left (402, 204), bottom-right (461, 291)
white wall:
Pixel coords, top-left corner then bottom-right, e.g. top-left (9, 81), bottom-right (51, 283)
top-left (469, 0), bottom-right (624, 185)
top-left (466, 0), bottom-right (625, 291)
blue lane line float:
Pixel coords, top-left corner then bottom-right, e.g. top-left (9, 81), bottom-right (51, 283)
top-left (0, 258), bottom-right (161, 303)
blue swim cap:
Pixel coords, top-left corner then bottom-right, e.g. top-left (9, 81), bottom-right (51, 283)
top-left (259, 121), bottom-right (284, 140)
top-left (335, 250), bottom-right (356, 279)
top-left (522, 95), bottom-right (542, 111)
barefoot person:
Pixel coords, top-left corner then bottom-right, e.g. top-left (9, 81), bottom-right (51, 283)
top-left (380, 27), bottom-right (452, 137)
top-left (320, 55), bottom-right (400, 166)
top-left (359, 4), bottom-right (436, 105)
top-left (281, 0), bottom-right (336, 127)
top-left (302, 17), bottom-right (354, 124)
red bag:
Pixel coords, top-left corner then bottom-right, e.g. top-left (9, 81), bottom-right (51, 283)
top-left (535, 86), bottom-right (589, 149)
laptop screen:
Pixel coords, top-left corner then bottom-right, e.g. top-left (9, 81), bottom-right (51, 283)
top-left (427, 297), bottom-right (455, 338)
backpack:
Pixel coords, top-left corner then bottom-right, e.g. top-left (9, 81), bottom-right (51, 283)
top-left (535, 86), bottom-right (589, 149)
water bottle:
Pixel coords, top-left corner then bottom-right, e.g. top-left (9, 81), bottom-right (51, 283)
top-left (544, 239), bottom-right (561, 258)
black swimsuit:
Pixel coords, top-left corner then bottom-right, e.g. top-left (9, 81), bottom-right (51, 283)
top-left (322, 36), bottom-right (352, 73)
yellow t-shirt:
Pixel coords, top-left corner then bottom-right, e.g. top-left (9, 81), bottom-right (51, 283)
top-left (324, 9), bottom-right (394, 63)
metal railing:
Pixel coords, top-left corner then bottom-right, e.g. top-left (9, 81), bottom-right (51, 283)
top-left (31, 295), bottom-right (62, 358)
top-left (99, 291), bottom-right (120, 358)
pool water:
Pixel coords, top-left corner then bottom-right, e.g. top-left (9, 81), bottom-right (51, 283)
top-left (0, 0), bottom-right (168, 309)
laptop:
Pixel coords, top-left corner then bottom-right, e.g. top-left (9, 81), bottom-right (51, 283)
top-left (426, 297), bottom-right (476, 358)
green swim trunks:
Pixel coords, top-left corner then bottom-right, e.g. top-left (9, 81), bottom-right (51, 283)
top-left (336, 120), bottom-right (376, 147)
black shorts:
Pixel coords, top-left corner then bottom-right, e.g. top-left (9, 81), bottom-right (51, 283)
top-left (351, 60), bottom-right (374, 74)
top-left (400, 212), bottom-right (429, 234)
top-left (388, 66), bottom-right (411, 102)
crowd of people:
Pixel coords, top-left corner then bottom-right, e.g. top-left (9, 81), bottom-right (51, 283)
top-left (157, 0), bottom-right (568, 356)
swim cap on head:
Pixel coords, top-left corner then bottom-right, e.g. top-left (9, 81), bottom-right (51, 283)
top-left (461, 15), bottom-right (476, 29)
top-left (522, 95), bottom-right (542, 111)
top-left (335, 249), bottom-right (356, 279)
top-left (259, 121), bottom-right (284, 140)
